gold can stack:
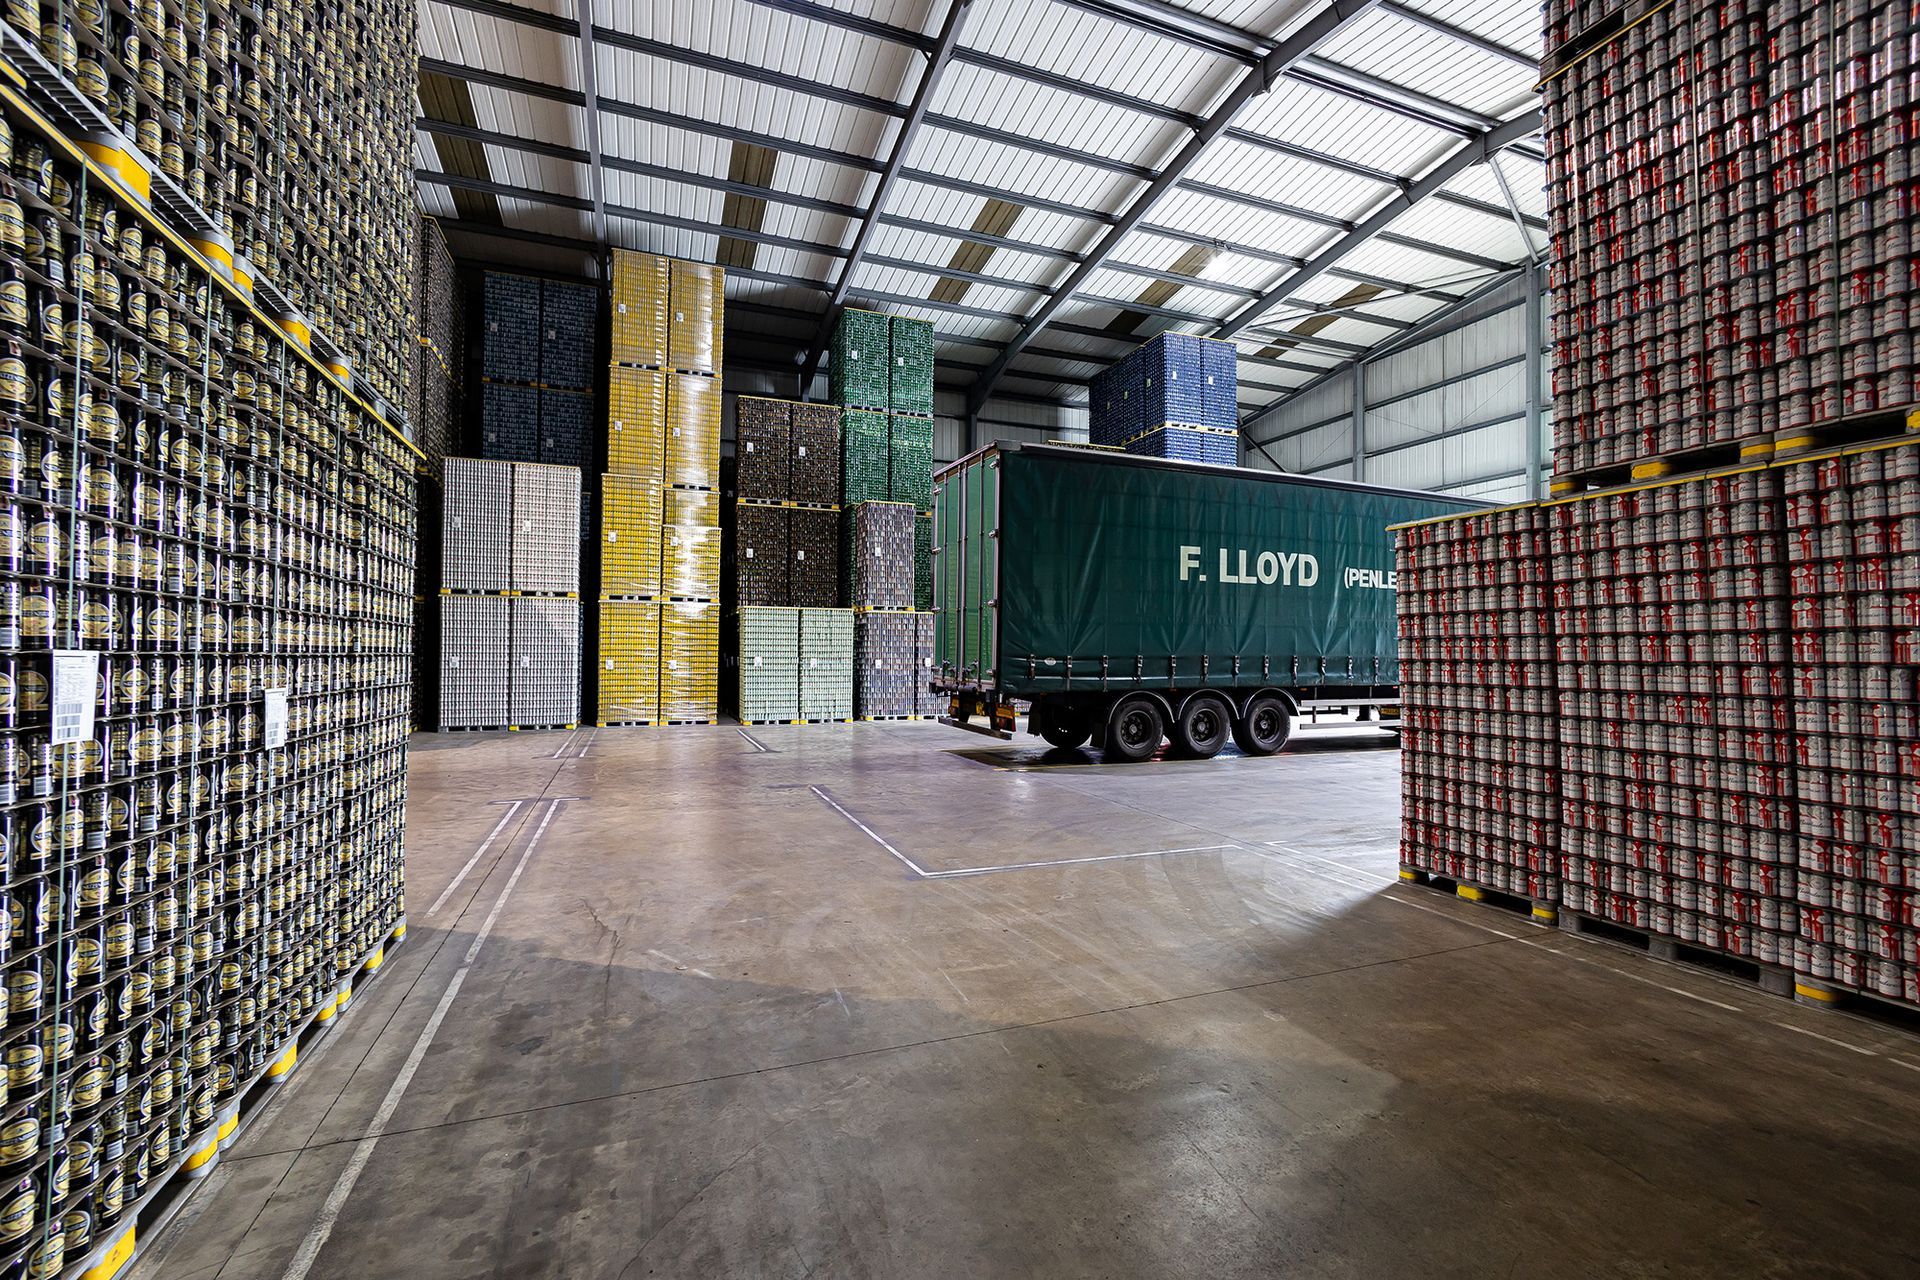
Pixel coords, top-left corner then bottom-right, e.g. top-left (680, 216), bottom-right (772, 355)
top-left (0, 0), bottom-right (419, 1266)
top-left (596, 250), bottom-right (722, 726)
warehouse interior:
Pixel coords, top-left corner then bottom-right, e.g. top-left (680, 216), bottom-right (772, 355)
top-left (0, 0), bottom-right (1915, 1276)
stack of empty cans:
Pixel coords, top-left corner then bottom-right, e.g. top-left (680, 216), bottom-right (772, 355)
top-left (1542, 0), bottom-right (1918, 481)
top-left (855, 613), bottom-right (920, 718)
top-left (737, 607), bottom-right (804, 722)
top-left (1782, 444), bottom-right (1920, 1005)
top-left (440, 458), bottom-right (583, 727)
top-left (848, 503), bottom-right (917, 612)
top-left (1397, 506), bottom-right (1560, 906)
top-left (479, 273), bottom-right (598, 479)
top-left (596, 249), bottom-right (725, 725)
top-left (801, 609), bottom-right (856, 721)
top-left (1089, 334), bottom-right (1239, 466)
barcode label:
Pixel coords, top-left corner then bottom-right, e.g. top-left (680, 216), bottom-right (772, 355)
top-left (51, 650), bottom-right (98, 745)
top-left (263, 688), bottom-right (288, 749)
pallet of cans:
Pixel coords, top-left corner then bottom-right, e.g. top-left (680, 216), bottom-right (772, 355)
top-left (855, 612), bottom-right (921, 718)
top-left (667, 260), bottom-right (723, 376)
top-left (790, 509), bottom-right (841, 608)
top-left (842, 409), bottom-right (891, 506)
top-left (735, 504), bottom-right (791, 607)
top-left (1126, 424), bottom-right (1238, 467)
top-left (1781, 443), bottom-right (1920, 1006)
top-left (601, 476), bottom-right (664, 598)
top-left (915, 613), bottom-right (941, 717)
top-left (443, 459), bottom-right (514, 592)
top-left (800, 609), bottom-right (856, 720)
top-left (847, 503), bottom-right (917, 611)
top-left (661, 602), bottom-right (719, 722)
top-left (736, 398), bottom-right (792, 501)
top-left (610, 250), bottom-right (670, 368)
top-left (540, 280), bottom-right (598, 391)
top-left (509, 598), bottom-right (582, 727)
top-left (441, 595), bottom-right (513, 727)
top-left (1549, 468), bottom-right (1797, 963)
top-left (830, 309), bottom-right (893, 410)
top-left (510, 463), bottom-right (583, 595)
top-left (597, 601), bottom-right (661, 724)
top-left (1542, 0), bottom-right (1918, 484)
top-left (1397, 505), bottom-right (1561, 907)
top-left (889, 316), bottom-right (936, 415)
top-left (791, 403), bottom-right (842, 506)
top-left (0, 85), bottom-right (416, 1274)
top-left (889, 414), bottom-right (934, 511)
top-left (1090, 334), bottom-right (1239, 448)
top-left (736, 607), bottom-right (803, 722)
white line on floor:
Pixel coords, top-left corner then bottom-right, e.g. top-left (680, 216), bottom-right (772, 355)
top-left (424, 802), bottom-right (526, 918)
top-left (644, 948), bottom-right (714, 980)
top-left (1776, 1022), bottom-right (1878, 1055)
top-left (1889, 1057), bottom-right (1920, 1073)
top-left (278, 798), bottom-right (564, 1280)
top-left (737, 728), bottom-right (771, 753)
top-left (925, 844), bottom-right (1237, 878)
top-left (810, 786), bottom-right (934, 876)
top-left (549, 729), bottom-right (581, 759)
top-left (575, 728), bottom-right (597, 759)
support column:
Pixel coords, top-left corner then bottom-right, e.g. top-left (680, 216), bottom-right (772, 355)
top-left (1351, 361), bottom-right (1367, 483)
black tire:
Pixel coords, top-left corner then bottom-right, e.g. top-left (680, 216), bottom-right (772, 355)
top-left (1037, 703), bottom-right (1091, 750)
top-left (1232, 695), bottom-right (1294, 756)
top-left (1169, 696), bottom-right (1231, 759)
top-left (1104, 696), bottom-right (1165, 763)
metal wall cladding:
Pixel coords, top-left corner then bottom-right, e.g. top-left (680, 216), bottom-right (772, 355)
top-left (888, 315), bottom-right (936, 416)
top-left (508, 597), bottom-right (581, 725)
top-left (915, 612), bottom-right (941, 716)
top-left (538, 389), bottom-right (593, 472)
top-left (481, 381), bottom-right (539, 462)
top-left (482, 272), bottom-right (541, 383)
top-left (600, 475), bottom-right (664, 598)
top-left (789, 509), bottom-right (841, 608)
top-left (440, 595), bottom-right (513, 728)
top-left (598, 600), bottom-right (661, 724)
top-left (540, 280), bottom-right (598, 391)
top-left (443, 458), bottom-right (514, 592)
top-left (509, 463), bottom-right (582, 594)
top-left (663, 523), bottom-right (721, 600)
top-left (736, 397), bottom-right (792, 501)
top-left (855, 612), bottom-right (919, 717)
top-left (830, 309), bottom-right (892, 410)
top-left (666, 374), bottom-right (722, 490)
top-left (848, 502), bottom-right (917, 611)
top-left (791, 403), bottom-right (842, 506)
top-left (667, 260), bottom-right (725, 375)
top-left (1543, 0), bottom-right (1917, 474)
top-left (842, 409), bottom-right (891, 507)
top-left (1550, 469), bottom-right (1797, 967)
top-left (736, 505), bottom-right (791, 606)
top-left (737, 606), bottom-right (803, 722)
top-left (800, 608), bottom-right (855, 720)
top-left (889, 414), bottom-right (934, 511)
top-left (1780, 446), bottom-right (1920, 1005)
top-left (610, 249), bottom-right (670, 368)
top-left (661, 601), bottom-right (720, 720)
top-left (607, 368), bottom-right (667, 479)
top-left (1398, 504), bottom-right (1561, 903)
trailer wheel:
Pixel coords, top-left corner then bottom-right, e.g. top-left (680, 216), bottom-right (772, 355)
top-left (1169, 696), bottom-right (1231, 759)
top-left (1105, 696), bottom-right (1164, 763)
top-left (1232, 695), bottom-right (1294, 756)
top-left (1036, 703), bottom-right (1091, 750)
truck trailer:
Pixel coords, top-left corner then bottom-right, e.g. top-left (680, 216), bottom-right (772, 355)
top-left (931, 443), bottom-right (1482, 761)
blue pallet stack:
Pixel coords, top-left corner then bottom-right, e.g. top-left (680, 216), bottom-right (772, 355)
top-left (482, 382), bottom-right (539, 460)
top-left (540, 280), bottom-right (597, 391)
top-left (1088, 333), bottom-right (1240, 465)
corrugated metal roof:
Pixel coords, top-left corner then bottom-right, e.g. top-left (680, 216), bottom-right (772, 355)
top-left (418, 0), bottom-right (1545, 432)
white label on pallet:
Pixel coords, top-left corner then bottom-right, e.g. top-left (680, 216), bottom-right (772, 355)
top-left (607, 531), bottom-right (617, 542)
top-left (797, 446), bottom-right (808, 457)
top-left (51, 650), bottom-right (97, 745)
top-left (263, 688), bottom-right (289, 749)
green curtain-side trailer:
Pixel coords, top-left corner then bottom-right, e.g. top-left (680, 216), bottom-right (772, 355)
top-left (931, 442), bottom-right (1483, 760)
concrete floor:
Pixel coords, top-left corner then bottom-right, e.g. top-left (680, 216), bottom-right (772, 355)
top-left (134, 720), bottom-right (1920, 1280)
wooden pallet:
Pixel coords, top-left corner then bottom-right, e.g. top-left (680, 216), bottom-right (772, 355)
top-left (1558, 909), bottom-right (1797, 995)
top-left (741, 717), bottom-right (851, 725)
top-left (1398, 867), bottom-right (1559, 925)
top-left (1550, 405), bottom-right (1920, 496)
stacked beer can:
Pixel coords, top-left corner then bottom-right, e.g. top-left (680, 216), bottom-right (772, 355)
top-left (1549, 469), bottom-right (1798, 964)
top-left (1397, 506), bottom-right (1560, 902)
top-left (1781, 445), bottom-right (1920, 1004)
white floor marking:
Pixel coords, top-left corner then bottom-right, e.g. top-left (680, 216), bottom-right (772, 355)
top-left (810, 786), bottom-right (934, 876)
top-left (737, 728), bottom-right (771, 753)
top-left (1889, 1057), bottom-right (1920, 1073)
top-left (1776, 1022), bottom-right (1879, 1055)
top-left (279, 798), bottom-right (564, 1280)
top-left (925, 844), bottom-right (1236, 879)
top-left (574, 728), bottom-right (597, 759)
top-left (549, 729), bottom-right (581, 759)
top-left (424, 801), bottom-right (525, 919)
top-left (645, 948), bottom-right (714, 980)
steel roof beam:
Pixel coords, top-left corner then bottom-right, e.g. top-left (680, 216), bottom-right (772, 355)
top-left (967, 0), bottom-right (1384, 417)
top-left (802, 0), bottom-right (975, 389)
top-left (896, 167), bottom-right (1117, 223)
top-left (590, 26), bottom-right (906, 118)
top-left (435, 217), bottom-right (598, 254)
top-left (876, 212), bottom-right (1086, 263)
top-left (923, 112), bottom-right (1158, 178)
top-left (739, 0), bottom-right (938, 53)
top-left (1217, 110), bottom-right (1541, 344)
top-left (1374, 232), bottom-right (1512, 271)
top-left (1173, 178), bottom-right (1351, 229)
top-left (427, 0), bottom-right (576, 35)
top-left (572, 0), bottom-right (607, 247)
top-left (949, 46), bottom-right (1206, 127)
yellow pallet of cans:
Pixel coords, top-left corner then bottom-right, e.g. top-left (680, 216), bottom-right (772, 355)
top-left (661, 601), bottom-right (719, 721)
top-left (611, 249), bottom-right (669, 368)
top-left (608, 366), bottom-right (667, 478)
top-left (664, 486), bottom-right (719, 528)
top-left (598, 600), bottom-right (662, 723)
top-left (662, 523), bottom-right (721, 599)
top-left (600, 475), bottom-right (664, 598)
top-left (665, 373), bottom-right (721, 489)
top-left (667, 259), bottom-right (724, 375)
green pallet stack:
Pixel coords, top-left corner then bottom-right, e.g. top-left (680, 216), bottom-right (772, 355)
top-left (842, 408), bottom-right (893, 505)
top-left (889, 316), bottom-right (936, 416)
top-left (736, 606), bottom-right (804, 722)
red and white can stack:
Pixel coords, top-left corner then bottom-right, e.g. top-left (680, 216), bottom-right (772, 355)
top-left (1397, 506), bottom-right (1560, 901)
top-left (1781, 444), bottom-right (1920, 1004)
top-left (1543, 0), bottom-right (1917, 477)
top-left (1548, 469), bottom-right (1801, 963)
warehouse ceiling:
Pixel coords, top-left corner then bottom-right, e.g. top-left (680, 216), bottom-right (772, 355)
top-left (415, 0), bottom-right (1547, 428)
